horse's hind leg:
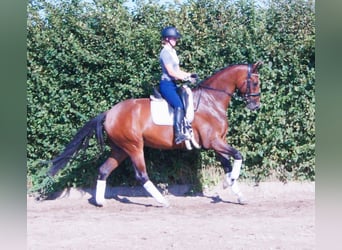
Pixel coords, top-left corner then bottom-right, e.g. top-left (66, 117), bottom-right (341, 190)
top-left (95, 147), bottom-right (128, 206)
top-left (130, 151), bottom-right (169, 207)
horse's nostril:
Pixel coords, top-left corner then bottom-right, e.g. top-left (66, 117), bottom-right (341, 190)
top-left (247, 103), bottom-right (261, 111)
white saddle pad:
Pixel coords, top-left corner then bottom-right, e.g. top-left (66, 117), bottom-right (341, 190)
top-left (150, 85), bottom-right (194, 126)
top-left (150, 98), bottom-right (174, 125)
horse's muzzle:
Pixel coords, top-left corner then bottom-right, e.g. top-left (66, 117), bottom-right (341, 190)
top-left (246, 102), bottom-right (261, 111)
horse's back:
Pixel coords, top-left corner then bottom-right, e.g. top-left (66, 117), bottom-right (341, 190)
top-left (104, 98), bottom-right (177, 149)
top-left (104, 98), bottom-right (151, 132)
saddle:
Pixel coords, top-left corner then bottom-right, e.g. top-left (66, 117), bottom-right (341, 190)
top-left (150, 85), bottom-right (200, 150)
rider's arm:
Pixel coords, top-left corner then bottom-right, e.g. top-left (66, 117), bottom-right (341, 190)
top-left (163, 63), bottom-right (191, 81)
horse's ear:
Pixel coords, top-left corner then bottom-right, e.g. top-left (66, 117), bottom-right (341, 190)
top-left (252, 61), bottom-right (263, 73)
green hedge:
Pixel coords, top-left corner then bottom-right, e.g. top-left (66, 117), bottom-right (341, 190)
top-left (27, 0), bottom-right (315, 195)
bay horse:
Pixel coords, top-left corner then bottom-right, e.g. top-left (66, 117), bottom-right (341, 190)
top-left (49, 62), bottom-right (262, 206)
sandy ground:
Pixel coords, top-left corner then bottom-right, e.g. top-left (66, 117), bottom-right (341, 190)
top-left (27, 181), bottom-right (315, 250)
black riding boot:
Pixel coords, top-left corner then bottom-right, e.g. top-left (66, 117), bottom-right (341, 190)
top-left (174, 107), bottom-right (188, 144)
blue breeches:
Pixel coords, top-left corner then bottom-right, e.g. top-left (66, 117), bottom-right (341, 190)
top-left (159, 80), bottom-right (184, 109)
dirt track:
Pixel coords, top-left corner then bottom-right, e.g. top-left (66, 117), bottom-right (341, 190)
top-left (27, 182), bottom-right (315, 250)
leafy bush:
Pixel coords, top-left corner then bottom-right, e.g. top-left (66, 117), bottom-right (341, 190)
top-left (27, 0), bottom-right (315, 195)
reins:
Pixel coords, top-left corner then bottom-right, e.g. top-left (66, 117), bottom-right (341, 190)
top-left (193, 84), bottom-right (235, 112)
top-left (197, 84), bottom-right (234, 97)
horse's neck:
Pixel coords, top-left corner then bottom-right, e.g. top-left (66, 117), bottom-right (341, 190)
top-left (201, 74), bottom-right (236, 106)
top-left (193, 65), bottom-right (246, 112)
top-left (206, 68), bottom-right (238, 91)
top-left (193, 87), bottom-right (231, 113)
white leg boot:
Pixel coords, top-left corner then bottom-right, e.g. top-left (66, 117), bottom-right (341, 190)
top-left (95, 180), bottom-right (106, 206)
top-left (224, 159), bottom-right (242, 188)
top-left (231, 180), bottom-right (246, 204)
top-left (224, 159), bottom-right (246, 204)
top-left (143, 180), bottom-right (169, 207)
top-left (231, 159), bottom-right (242, 180)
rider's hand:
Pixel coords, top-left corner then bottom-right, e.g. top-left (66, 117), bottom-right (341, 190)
top-left (190, 73), bottom-right (199, 84)
top-left (190, 73), bottom-right (199, 79)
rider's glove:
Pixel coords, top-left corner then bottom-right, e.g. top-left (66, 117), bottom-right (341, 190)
top-left (190, 73), bottom-right (199, 79)
top-left (183, 73), bottom-right (199, 84)
top-left (190, 73), bottom-right (199, 84)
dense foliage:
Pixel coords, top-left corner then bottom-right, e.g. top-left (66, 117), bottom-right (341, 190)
top-left (27, 0), bottom-right (315, 195)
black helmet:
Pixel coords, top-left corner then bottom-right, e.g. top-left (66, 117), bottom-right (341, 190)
top-left (161, 26), bottom-right (181, 39)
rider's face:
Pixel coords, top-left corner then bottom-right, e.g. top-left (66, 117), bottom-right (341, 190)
top-left (168, 37), bottom-right (177, 47)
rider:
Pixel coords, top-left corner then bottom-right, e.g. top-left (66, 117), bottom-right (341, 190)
top-left (159, 26), bottom-right (197, 144)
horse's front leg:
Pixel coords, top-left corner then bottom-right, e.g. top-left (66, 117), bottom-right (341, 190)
top-left (213, 140), bottom-right (246, 204)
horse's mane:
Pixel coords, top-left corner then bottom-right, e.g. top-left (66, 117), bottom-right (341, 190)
top-left (196, 63), bottom-right (248, 86)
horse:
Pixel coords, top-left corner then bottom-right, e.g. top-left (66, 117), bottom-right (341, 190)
top-left (49, 61), bottom-right (262, 206)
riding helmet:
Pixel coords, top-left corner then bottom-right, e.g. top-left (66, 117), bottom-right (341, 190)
top-left (161, 26), bottom-right (182, 39)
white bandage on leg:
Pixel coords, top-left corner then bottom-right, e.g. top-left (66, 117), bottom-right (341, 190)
top-left (231, 180), bottom-right (246, 204)
top-left (225, 172), bottom-right (233, 187)
top-left (143, 180), bottom-right (169, 207)
top-left (231, 159), bottom-right (242, 180)
top-left (95, 180), bottom-right (106, 206)
top-left (231, 181), bottom-right (242, 197)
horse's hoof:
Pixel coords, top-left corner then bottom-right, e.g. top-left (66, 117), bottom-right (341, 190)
top-left (95, 199), bottom-right (106, 207)
top-left (223, 178), bottom-right (233, 189)
top-left (162, 200), bottom-right (170, 208)
top-left (237, 197), bottom-right (247, 205)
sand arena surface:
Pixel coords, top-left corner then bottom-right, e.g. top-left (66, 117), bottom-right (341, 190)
top-left (27, 181), bottom-right (315, 250)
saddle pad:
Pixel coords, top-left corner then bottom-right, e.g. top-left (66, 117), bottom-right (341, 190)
top-left (150, 98), bottom-right (174, 125)
top-left (150, 85), bottom-right (195, 126)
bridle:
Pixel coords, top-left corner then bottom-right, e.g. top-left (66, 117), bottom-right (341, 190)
top-left (243, 64), bottom-right (261, 98)
top-left (197, 64), bottom-right (260, 100)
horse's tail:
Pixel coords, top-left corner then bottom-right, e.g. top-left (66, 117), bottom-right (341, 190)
top-left (48, 112), bottom-right (107, 176)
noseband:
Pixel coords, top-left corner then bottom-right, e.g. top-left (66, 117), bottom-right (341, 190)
top-left (198, 64), bottom-right (260, 100)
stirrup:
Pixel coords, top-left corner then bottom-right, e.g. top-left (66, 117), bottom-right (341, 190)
top-left (175, 134), bottom-right (188, 144)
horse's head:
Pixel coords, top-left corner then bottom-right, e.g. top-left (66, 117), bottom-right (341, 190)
top-left (197, 61), bottom-right (263, 111)
top-left (237, 61), bottom-right (262, 111)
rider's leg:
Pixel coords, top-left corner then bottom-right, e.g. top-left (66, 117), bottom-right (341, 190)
top-left (174, 107), bottom-right (188, 144)
top-left (159, 80), bottom-right (188, 144)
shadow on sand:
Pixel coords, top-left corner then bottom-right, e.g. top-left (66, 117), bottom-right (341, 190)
top-left (40, 184), bottom-right (243, 207)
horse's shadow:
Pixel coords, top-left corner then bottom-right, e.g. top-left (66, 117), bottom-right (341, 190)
top-left (204, 194), bottom-right (242, 205)
top-left (40, 184), bottom-right (242, 207)
top-left (86, 188), bottom-right (155, 208)
top-left (84, 185), bottom-right (243, 207)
